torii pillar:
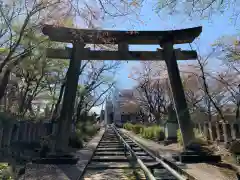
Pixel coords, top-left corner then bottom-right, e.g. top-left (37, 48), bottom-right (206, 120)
top-left (160, 33), bottom-right (202, 150)
top-left (55, 42), bottom-right (85, 152)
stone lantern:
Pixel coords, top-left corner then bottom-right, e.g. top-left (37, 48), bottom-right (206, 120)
top-left (164, 105), bottom-right (178, 143)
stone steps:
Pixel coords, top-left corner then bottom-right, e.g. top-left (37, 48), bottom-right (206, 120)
top-left (172, 154), bottom-right (221, 163)
top-left (87, 162), bottom-right (159, 170)
top-left (153, 168), bottom-right (177, 180)
top-left (94, 151), bottom-right (148, 156)
top-left (96, 147), bottom-right (142, 152)
top-left (92, 155), bottom-right (155, 162)
top-left (31, 157), bottom-right (79, 164)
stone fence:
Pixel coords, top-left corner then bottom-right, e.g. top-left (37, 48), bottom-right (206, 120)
top-left (196, 121), bottom-right (240, 144)
top-left (0, 119), bottom-right (54, 156)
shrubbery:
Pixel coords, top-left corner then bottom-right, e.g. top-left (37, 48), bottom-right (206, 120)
top-left (177, 128), bottom-right (208, 146)
top-left (124, 123), bottom-right (208, 146)
top-left (68, 121), bottom-right (100, 149)
top-left (0, 163), bottom-right (13, 180)
top-left (123, 123), bottom-right (164, 141)
top-left (68, 134), bottom-right (84, 149)
top-left (123, 123), bottom-right (134, 131)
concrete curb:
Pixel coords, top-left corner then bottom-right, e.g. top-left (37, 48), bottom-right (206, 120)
top-left (75, 128), bottom-right (105, 179)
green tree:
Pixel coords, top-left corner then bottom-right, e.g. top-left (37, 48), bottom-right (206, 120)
top-left (0, 0), bottom-right (72, 101)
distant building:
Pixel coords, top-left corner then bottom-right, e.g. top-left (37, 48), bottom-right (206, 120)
top-left (109, 89), bottom-right (141, 126)
top-left (105, 99), bottom-right (113, 124)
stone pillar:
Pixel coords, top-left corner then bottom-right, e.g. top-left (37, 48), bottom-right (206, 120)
top-left (0, 128), bottom-right (3, 149)
top-left (238, 124), bottom-right (240, 137)
top-left (30, 123), bottom-right (34, 142)
top-left (231, 123), bottom-right (237, 140)
top-left (18, 122), bottom-right (25, 141)
top-left (32, 123), bottom-right (37, 142)
top-left (226, 123), bottom-right (232, 141)
top-left (27, 123), bottom-right (31, 143)
top-left (49, 122), bottom-right (58, 153)
top-left (208, 122), bottom-right (217, 141)
top-left (203, 123), bottom-right (209, 140)
top-left (34, 123), bottom-right (40, 142)
top-left (2, 125), bottom-right (14, 154)
top-left (222, 123), bottom-right (228, 144)
top-left (52, 122), bottom-right (58, 136)
top-left (208, 122), bottom-right (213, 141)
top-left (37, 123), bottom-right (42, 138)
top-left (28, 123), bottom-right (35, 143)
top-left (12, 124), bottom-right (20, 142)
top-left (216, 122), bottom-right (221, 141)
top-left (22, 123), bottom-right (29, 142)
top-left (38, 123), bottom-right (44, 139)
top-left (198, 123), bottom-right (203, 134)
top-left (235, 123), bottom-right (240, 139)
top-left (42, 123), bottom-right (47, 137)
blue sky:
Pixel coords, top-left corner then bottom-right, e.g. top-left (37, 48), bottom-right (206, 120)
top-left (101, 1), bottom-right (239, 90)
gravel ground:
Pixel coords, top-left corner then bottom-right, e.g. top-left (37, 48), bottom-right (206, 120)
top-left (83, 168), bottom-right (146, 180)
top-left (186, 163), bottom-right (237, 180)
top-left (83, 169), bottom-right (133, 180)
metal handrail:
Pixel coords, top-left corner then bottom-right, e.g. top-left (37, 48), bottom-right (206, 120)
top-left (115, 125), bottom-right (188, 180)
top-left (111, 125), bottom-right (156, 180)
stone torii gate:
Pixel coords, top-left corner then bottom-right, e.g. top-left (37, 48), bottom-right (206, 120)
top-left (42, 25), bottom-right (202, 152)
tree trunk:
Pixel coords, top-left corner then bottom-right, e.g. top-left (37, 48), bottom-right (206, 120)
top-left (19, 85), bottom-right (30, 115)
top-left (51, 81), bottom-right (65, 121)
top-left (236, 101), bottom-right (240, 120)
top-left (0, 69), bottom-right (11, 101)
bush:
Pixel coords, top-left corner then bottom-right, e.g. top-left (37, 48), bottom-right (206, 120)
top-left (85, 125), bottom-right (99, 137)
top-left (0, 163), bottom-right (13, 180)
top-left (68, 134), bottom-right (83, 149)
top-left (123, 123), bottom-right (133, 131)
top-left (177, 128), bottom-right (208, 147)
top-left (132, 124), bottom-right (144, 134)
top-left (124, 123), bottom-right (164, 141)
top-left (75, 121), bottom-right (100, 144)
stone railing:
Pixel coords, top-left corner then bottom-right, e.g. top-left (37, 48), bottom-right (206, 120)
top-left (195, 120), bottom-right (240, 144)
top-left (0, 116), bottom-right (55, 157)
